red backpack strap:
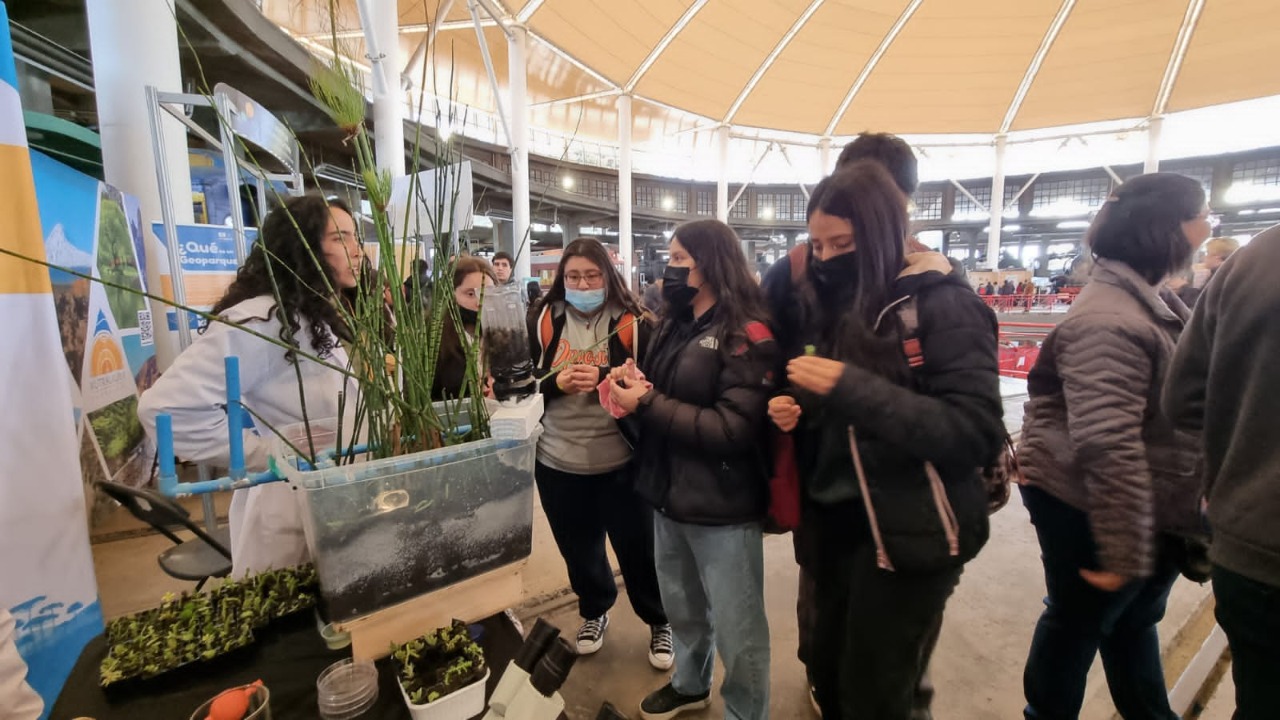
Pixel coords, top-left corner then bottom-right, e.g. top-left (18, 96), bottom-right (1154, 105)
top-left (897, 297), bottom-right (925, 369)
top-left (733, 321), bottom-right (775, 356)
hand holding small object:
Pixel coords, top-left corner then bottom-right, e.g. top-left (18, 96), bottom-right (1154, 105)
top-left (609, 374), bottom-right (650, 413)
top-left (787, 355), bottom-right (845, 396)
top-left (768, 395), bottom-right (802, 432)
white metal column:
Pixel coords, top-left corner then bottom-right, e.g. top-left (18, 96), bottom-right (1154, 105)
top-left (818, 137), bottom-right (833, 176)
top-left (508, 25), bottom-right (531, 282)
top-left (371, 0), bottom-right (404, 175)
top-left (986, 135), bottom-right (1008, 271)
top-left (1145, 116), bottom-right (1163, 174)
top-left (87, 0), bottom-right (194, 369)
top-left (618, 94), bottom-right (635, 289)
top-left (716, 125), bottom-right (730, 222)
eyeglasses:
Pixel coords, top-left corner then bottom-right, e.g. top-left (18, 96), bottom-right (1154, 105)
top-left (564, 271), bottom-right (604, 286)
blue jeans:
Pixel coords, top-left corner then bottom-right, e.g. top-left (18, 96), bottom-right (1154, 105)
top-left (1021, 485), bottom-right (1180, 720)
top-left (653, 512), bottom-right (770, 720)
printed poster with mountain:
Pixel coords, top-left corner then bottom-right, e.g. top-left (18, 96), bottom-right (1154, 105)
top-left (32, 151), bottom-right (157, 513)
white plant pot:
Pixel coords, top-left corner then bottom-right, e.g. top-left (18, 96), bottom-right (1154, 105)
top-left (398, 668), bottom-right (490, 720)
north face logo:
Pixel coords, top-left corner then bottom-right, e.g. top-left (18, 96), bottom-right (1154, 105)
top-left (699, 336), bottom-right (719, 350)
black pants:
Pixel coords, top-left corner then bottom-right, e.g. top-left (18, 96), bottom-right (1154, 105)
top-left (535, 461), bottom-right (667, 625)
top-left (807, 500), bottom-right (961, 720)
top-left (1021, 485), bottom-right (1179, 720)
top-left (1213, 564), bottom-right (1280, 720)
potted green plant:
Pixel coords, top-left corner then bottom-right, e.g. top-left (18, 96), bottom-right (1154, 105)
top-left (391, 620), bottom-right (488, 720)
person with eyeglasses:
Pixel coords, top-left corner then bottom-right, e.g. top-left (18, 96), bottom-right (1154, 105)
top-left (138, 194), bottom-right (362, 577)
top-left (527, 238), bottom-right (672, 670)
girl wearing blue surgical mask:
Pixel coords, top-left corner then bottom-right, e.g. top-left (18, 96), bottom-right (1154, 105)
top-left (527, 237), bottom-right (672, 670)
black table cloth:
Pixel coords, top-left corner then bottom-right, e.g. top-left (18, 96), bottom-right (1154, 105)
top-left (51, 613), bottom-right (523, 720)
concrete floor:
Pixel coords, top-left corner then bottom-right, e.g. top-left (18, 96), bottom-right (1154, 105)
top-left (91, 381), bottom-right (1222, 719)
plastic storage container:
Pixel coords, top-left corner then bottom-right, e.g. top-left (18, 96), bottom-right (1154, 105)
top-left (316, 658), bottom-right (379, 719)
top-left (272, 414), bottom-right (539, 622)
top-left (398, 668), bottom-right (490, 720)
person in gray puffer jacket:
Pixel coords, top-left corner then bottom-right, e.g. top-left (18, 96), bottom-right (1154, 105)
top-left (1016, 173), bottom-right (1213, 720)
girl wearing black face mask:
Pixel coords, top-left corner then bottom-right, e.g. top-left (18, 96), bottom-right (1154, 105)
top-left (764, 161), bottom-right (1004, 720)
top-left (432, 255), bottom-right (496, 400)
top-left (608, 220), bottom-right (777, 720)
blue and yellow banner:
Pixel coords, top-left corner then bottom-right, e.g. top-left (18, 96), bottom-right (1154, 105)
top-left (0, 4), bottom-right (103, 716)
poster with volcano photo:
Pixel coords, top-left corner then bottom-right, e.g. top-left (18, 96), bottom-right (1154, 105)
top-left (31, 151), bottom-right (157, 497)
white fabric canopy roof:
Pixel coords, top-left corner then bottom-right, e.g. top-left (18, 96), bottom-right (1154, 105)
top-left (262, 0), bottom-right (1279, 146)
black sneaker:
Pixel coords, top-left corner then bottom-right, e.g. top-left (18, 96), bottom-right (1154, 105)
top-left (639, 683), bottom-right (711, 720)
top-left (648, 624), bottom-right (674, 670)
top-left (576, 613), bottom-right (610, 654)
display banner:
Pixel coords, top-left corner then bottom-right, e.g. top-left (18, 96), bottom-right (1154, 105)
top-left (0, 6), bottom-right (102, 716)
top-left (32, 151), bottom-right (159, 506)
top-left (152, 222), bottom-right (258, 331)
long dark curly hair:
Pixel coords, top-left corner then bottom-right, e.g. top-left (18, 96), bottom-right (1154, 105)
top-left (208, 194), bottom-right (354, 359)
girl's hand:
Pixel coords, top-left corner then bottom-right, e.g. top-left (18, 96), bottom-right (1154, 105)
top-left (609, 359), bottom-right (640, 384)
top-left (556, 365), bottom-right (598, 394)
top-left (768, 395), bottom-right (802, 432)
top-left (787, 356), bottom-right (847, 397)
top-left (609, 376), bottom-right (650, 413)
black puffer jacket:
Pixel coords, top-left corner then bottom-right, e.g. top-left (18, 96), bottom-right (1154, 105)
top-left (629, 306), bottom-right (778, 526)
top-left (783, 265), bottom-right (1005, 572)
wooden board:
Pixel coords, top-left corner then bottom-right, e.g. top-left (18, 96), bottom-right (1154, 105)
top-left (338, 560), bottom-right (527, 661)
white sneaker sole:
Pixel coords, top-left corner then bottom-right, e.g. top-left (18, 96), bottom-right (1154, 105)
top-left (577, 637), bottom-right (605, 655)
top-left (648, 651), bottom-right (674, 671)
top-left (639, 697), bottom-right (711, 720)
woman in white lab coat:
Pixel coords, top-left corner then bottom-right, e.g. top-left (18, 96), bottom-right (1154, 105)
top-left (139, 194), bottom-right (362, 577)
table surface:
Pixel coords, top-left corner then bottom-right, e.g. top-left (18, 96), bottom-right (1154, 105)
top-left (51, 612), bottom-right (524, 720)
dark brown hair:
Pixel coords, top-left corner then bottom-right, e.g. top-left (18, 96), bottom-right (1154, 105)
top-left (542, 237), bottom-right (643, 317)
top-left (1086, 173), bottom-right (1204, 284)
top-left (670, 219), bottom-right (770, 333)
top-left (805, 161), bottom-right (909, 328)
top-left (836, 133), bottom-right (919, 196)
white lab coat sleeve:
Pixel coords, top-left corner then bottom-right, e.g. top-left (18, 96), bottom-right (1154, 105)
top-left (137, 315), bottom-right (279, 472)
top-left (0, 609), bottom-right (43, 720)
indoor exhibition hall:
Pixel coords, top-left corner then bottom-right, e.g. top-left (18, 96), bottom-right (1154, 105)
top-left (2, 1), bottom-right (1279, 719)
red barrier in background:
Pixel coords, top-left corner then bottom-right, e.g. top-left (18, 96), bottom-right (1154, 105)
top-left (982, 293), bottom-right (1076, 313)
top-left (997, 321), bottom-right (1054, 379)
